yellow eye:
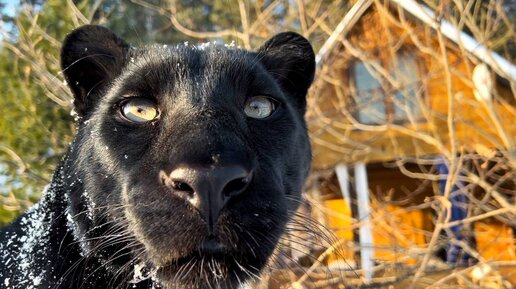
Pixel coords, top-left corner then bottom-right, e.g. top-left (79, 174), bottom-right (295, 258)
top-left (244, 96), bottom-right (276, 119)
top-left (121, 98), bottom-right (159, 123)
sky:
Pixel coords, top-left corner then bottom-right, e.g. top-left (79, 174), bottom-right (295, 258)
top-left (0, 0), bottom-right (18, 40)
top-left (0, 0), bottom-right (17, 18)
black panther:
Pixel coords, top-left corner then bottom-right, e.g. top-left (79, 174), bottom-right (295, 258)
top-left (0, 25), bottom-right (315, 289)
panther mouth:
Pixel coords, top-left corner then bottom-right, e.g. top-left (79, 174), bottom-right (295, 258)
top-left (199, 237), bottom-right (226, 254)
top-left (134, 237), bottom-right (237, 285)
top-left (160, 238), bottom-right (228, 269)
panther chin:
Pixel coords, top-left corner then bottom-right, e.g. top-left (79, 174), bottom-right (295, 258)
top-left (152, 251), bottom-right (261, 289)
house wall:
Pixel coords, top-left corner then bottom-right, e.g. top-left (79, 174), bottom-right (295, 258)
top-left (306, 3), bottom-right (515, 280)
top-left (307, 5), bottom-right (515, 170)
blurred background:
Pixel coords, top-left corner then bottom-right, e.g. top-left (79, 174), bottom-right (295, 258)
top-left (0, 0), bottom-right (514, 288)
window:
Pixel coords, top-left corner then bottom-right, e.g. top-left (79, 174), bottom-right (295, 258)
top-left (353, 62), bottom-right (387, 124)
top-left (351, 53), bottom-right (423, 125)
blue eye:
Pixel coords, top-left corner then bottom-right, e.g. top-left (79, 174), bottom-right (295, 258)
top-left (244, 96), bottom-right (276, 119)
top-left (121, 98), bottom-right (159, 123)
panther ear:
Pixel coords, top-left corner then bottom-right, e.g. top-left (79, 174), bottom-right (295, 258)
top-left (257, 32), bottom-right (315, 110)
top-left (61, 25), bottom-right (130, 118)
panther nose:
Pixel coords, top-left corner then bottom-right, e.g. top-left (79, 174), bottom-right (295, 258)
top-left (161, 165), bottom-right (252, 232)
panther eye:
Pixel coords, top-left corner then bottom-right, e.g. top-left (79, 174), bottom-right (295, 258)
top-left (121, 98), bottom-right (159, 123)
top-left (244, 96), bottom-right (276, 119)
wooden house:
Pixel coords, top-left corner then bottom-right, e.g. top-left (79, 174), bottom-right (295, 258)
top-left (305, 0), bottom-right (515, 285)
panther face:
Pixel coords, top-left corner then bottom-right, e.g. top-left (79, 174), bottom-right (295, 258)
top-left (61, 25), bottom-right (314, 289)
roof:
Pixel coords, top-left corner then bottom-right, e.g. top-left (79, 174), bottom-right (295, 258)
top-left (315, 0), bottom-right (516, 82)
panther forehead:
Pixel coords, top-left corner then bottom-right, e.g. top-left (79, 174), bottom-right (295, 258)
top-left (106, 45), bottom-right (281, 110)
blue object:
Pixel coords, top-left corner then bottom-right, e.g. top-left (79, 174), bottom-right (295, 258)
top-left (437, 159), bottom-right (475, 266)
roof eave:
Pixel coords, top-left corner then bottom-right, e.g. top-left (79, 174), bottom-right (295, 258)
top-left (315, 0), bottom-right (516, 82)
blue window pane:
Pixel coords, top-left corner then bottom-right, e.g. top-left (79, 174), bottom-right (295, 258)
top-left (353, 62), bottom-right (386, 124)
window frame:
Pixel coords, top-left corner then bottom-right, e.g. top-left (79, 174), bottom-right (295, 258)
top-left (348, 50), bottom-right (427, 125)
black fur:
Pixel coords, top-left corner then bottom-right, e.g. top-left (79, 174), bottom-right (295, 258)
top-left (0, 25), bottom-right (315, 289)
